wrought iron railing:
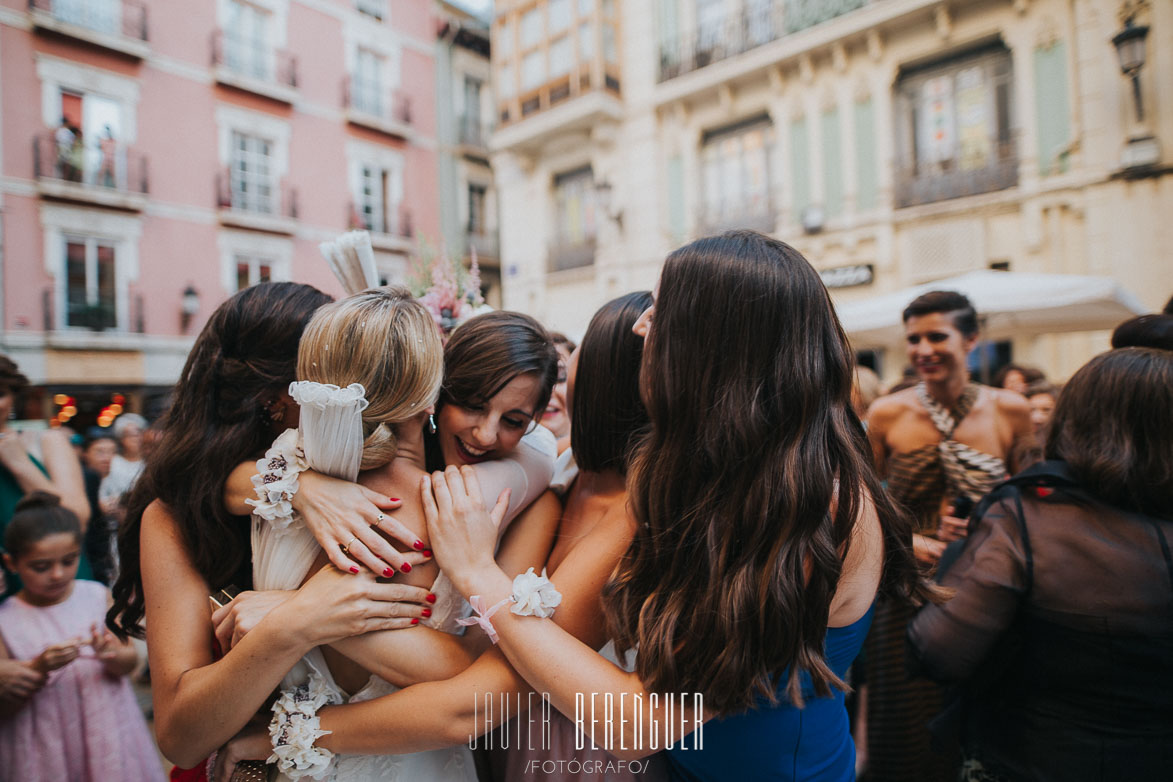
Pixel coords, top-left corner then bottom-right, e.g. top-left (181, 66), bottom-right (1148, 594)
top-left (343, 77), bottom-right (411, 126)
top-left (33, 131), bottom-right (148, 195)
top-left (216, 170), bottom-right (298, 219)
top-left (548, 237), bottom-right (596, 272)
top-left (348, 202), bottom-right (413, 239)
top-left (211, 30), bottom-right (297, 88)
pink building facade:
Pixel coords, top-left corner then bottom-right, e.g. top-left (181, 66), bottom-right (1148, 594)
top-left (0, 0), bottom-right (438, 424)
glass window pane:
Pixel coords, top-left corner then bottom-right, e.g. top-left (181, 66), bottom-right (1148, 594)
top-left (578, 0), bottom-right (593, 16)
top-left (549, 0), bottom-right (570, 33)
top-left (497, 20), bottom-right (513, 58)
top-left (66, 240), bottom-right (87, 327)
top-left (578, 23), bottom-right (594, 59)
top-left (499, 62), bottom-right (515, 98)
top-left (96, 243), bottom-right (116, 327)
top-left (522, 51), bottom-right (544, 90)
top-left (236, 261), bottom-right (250, 291)
top-left (550, 37), bottom-right (571, 77)
top-left (258, 264), bottom-right (271, 283)
top-left (602, 24), bottom-right (617, 63)
top-left (521, 8), bottom-right (542, 48)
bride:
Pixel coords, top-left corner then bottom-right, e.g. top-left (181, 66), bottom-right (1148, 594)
top-left (249, 287), bottom-right (557, 781)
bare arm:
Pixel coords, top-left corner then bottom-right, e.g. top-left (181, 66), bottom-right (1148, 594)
top-left (141, 501), bottom-right (425, 768)
top-left (0, 431), bottom-right (89, 529)
top-left (327, 490), bottom-right (562, 686)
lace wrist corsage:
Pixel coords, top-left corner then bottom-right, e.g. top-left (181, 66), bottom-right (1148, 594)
top-left (246, 428), bottom-right (306, 534)
top-left (458, 568), bottom-right (562, 643)
top-left (268, 672), bottom-right (341, 780)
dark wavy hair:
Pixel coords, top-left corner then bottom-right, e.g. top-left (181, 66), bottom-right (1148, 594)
top-left (108, 282), bottom-right (333, 637)
top-left (571, 292), bottom-right (651, 475)
top-left (603, 231), bottom-right (934, 715)
top-left (1045, 347), bottom-right (1172, 520)
top-left (426, 311), bottom-right (559, 470)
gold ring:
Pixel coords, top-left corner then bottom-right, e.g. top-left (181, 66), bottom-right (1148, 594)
top-left (371, 513), bottom-right (386, 530)
top-left (340, 536), bottom-right (359, 555)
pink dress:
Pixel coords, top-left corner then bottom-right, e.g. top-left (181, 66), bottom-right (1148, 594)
top-left (0, 580), bottom-right (164, 782)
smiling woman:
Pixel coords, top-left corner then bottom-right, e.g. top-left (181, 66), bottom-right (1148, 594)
top-left (427, 311), bottom-right (560, 470)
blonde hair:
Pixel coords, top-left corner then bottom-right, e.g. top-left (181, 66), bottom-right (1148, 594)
top-left (297, 286), bottom-right (444, 470)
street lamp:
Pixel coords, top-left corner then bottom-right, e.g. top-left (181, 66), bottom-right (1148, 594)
top-left (594, 179), bottom-right (623, 229)
top-left (181, 284), bottom-right (200, 332)
top-left (1112, 20), bottom-right (1150, 122)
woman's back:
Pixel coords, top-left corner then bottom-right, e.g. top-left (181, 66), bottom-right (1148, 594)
top-left (911, 467), bottom-right (1173, 779)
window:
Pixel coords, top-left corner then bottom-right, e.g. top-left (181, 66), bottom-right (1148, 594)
top-left (464, 77), bottom-right (483, 126)
top-left (235, 255), bottom-right (272, 290)
top-left (356, 0), bottom-right (385, 20)
top-left (359, 164), bottom-right (390, 233)
top-left (551, 167), bottom-right (597, 270)
top-left (468, 184), bottom-right (487, 235)
top-left (894, 45), bottom-right (1016, 207)
top-left (65, 237), bottom-right (118, 329)
top-left (353, 48), bottom-right (384, 117)
top-left (700, 119), bottom-right (774, 232)
top-left (52, 0), bottom-right (121, 35)
top-left (229, 131), bottom-right (274, 213)
top-left (224, 0), bottom-right (270, 80)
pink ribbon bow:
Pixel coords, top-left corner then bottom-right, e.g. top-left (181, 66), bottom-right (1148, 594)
top-left (457, 595), bottom-right (511, 644)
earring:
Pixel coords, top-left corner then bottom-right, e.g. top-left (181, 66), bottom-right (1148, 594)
top-left (264, 401), bottom-right (284, 424)
top-left (427, 414), bottom-right (437, 434)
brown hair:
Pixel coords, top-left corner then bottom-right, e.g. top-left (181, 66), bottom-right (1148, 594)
top-left (992, 363), bottom-right (1045, 389)
top-left (4, 492), bottom-right (81, 560)
top-left (603, 231), bottom-right (935, 715)
top-left (571, 292), bottom-right (651, 475)
top-left (0, 355), bottom-right (29, 395)
top-left (297, 287), bottom-right (444, 470)
top-left (109, 282), bottom-right (333, 637)
top-left (1111, 314), bottom-right (1173, 351)
top-left (1045, 348), bottom-right (1173, 520)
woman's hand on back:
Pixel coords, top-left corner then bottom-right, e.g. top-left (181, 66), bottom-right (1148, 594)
top-left (294, 470), bottom-right (431, 576)
top-left (275, 565), bottom-right (435, 647)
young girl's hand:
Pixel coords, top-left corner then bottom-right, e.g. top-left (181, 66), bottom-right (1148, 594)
top-left (89, 623), bottom-right (138, 677)
top-left (31, 638), bottom-right (82, 673)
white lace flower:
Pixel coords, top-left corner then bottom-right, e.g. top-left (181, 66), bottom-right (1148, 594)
top-left (269, 673), bottom-right (340, 780)
top-left (246, 429), bottom-right (307, 532)
top-left (510, 567), bottom-right (562, 618)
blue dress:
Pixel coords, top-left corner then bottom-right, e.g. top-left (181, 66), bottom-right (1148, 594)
top-left (666, 604), bottom-right (874, 781)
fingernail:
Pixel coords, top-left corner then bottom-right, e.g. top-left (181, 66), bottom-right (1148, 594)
top-left (421, 608), bottom-right (432, 618)
top-left (389, 497), bottom-right (401, 502)
top-left (349, 566), bottom-right (360, 574)
top-left (401, 563), bottom-right (411, 573)
top-left (411, 618), bottom-right (419, 625)
top-left (413, 540), bottom-right (424, 550)
top-left (383, 567), bottom-right (395, 577)
top-left (423, 549), bottom-right (433, 558)
top-left (426, 593), bottom-right (436, 603)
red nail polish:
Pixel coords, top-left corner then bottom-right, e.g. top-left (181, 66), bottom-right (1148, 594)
top-left (421, 608), bottom-right (432, 618)
top-left (423, 550), bottom-right (433, 558)
top-left (401, 563), bottom-right (411, 573)
top-left (413, 540), bottom-right (424, 550)
top-left (349, 566), bottom-right (360, 574)
top-left (426, 593), bottom-right (436, 604)
top-left (383, 567), bottom-right (395, 577)
top-left (389, 497), bottom-right (401, 502)
top-left (411, 618), bottom-right (419, 625)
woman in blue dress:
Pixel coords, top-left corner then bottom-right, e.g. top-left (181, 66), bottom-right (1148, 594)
top-left (424, 230), bottom-right (939, 780)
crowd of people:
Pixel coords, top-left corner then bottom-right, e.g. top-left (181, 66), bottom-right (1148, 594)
top-left (0, 230), bottom-right (1169, 782)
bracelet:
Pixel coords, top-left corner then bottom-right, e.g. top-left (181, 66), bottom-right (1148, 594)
top-left (458, 568), bottom-right (562, 644)
top-left (246, 428), bottom-right (306, 534)
top-left (268, 672), bottom-right (341, 780)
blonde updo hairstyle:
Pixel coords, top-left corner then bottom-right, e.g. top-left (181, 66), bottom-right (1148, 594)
top-left (297, 286), bottom-right (444, 470)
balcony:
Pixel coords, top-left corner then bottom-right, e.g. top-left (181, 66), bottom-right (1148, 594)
top-left (696, 198), bottom-right (776, 237)
top-left (343, 77), bottom-right (412, 139)
top-left (216, 171), bottom-right (298, 234)
top-left (28, 0), bottom-right (149, 59)
top-left (456, 114), bottom-right (491, 155)
top-left (547, 236), bottom-right (596, 273)
top-left (211, 30), bottom-right (297, 104)
top-left (895, 142), bottom-right (1018, 209)
top-left (466, 229), bottom-right (498, 261)
top-left (348, 202), bottom-right (413, 253)
top-left (39, 287), bottom-right (145, 334)
top-left (33, 131), bottom-right (148, 211)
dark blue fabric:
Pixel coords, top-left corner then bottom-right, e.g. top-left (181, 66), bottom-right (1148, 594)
top-left (666, 604), bottom-right (874, 781)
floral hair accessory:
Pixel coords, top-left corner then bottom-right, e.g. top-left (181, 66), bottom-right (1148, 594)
top-left (407, 242), bottom-right (490, 339)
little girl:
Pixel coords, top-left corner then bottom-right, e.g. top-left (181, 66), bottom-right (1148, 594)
top-left (0, 492), bottom-right (162, 781)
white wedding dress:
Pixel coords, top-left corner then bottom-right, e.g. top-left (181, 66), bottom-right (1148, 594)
top-left (252, 382), bottom-right (556, 781)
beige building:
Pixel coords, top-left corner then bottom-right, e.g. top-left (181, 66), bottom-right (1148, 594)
top-left (489, 0), bottom-right (1172, 383)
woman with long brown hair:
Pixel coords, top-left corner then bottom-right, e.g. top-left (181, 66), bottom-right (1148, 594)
top-left (423, 231), bottom-right (935, 780)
